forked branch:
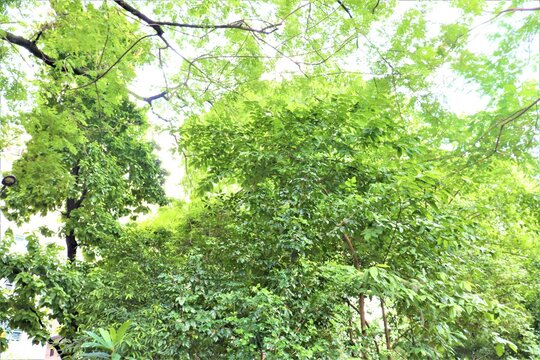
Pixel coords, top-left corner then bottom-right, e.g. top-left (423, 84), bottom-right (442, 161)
top-left (113, 0), bottom-right (281, 35)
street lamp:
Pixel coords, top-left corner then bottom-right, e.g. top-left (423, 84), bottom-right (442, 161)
top-left (0, 175), bottom-right (16, 195)
top-left (1, 175), bottom-right (16, 187)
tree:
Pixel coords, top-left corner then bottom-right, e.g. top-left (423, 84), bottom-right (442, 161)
top-left (0, 233), bottom-right (83, 354)
top-left (177, 76), bottom-right (539, 358)
top-left (66, 76), bottom-right (539, 359)
top-left (2, 89), bottom-right (167, 261)
top-left (0, 0), bottom-right (538, 358)
top-left (0, 1), bottom-right (537, 142)
top-left (1, 2), bottom-right (167, 262)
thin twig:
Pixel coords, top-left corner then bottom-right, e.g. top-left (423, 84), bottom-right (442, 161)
top-left (372, 0), bottom-right (381, 14)
top-left (382, 194), bottom-right (403, 264)
top-left (67, 34), bottom-right (157, 91)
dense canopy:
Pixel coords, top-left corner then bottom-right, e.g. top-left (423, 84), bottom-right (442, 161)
top-left (0, 0), bottom-right (538, 359)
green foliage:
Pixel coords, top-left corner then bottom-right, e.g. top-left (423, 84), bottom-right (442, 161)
top-left (0, 0), bottom-right (168, 261)
top-left (80, 321), bottom-right (131, 360)
top-left (0, 0), bottom-right (538, 359)
top-left (0, 233), bottom-right (83, 343)
top-left (177, 76), bottom-right (540, 358)
top-left (1, 90), bottom-right (167, 257)
top-left (67, 75), bottom-right (538, 358)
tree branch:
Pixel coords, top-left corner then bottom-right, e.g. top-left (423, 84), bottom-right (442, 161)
top-left (337, 0), bottom-right (353, 19)
top-left (0, 30), bottom-right (86, 75)
top-left (145, 90), bottom-right (169, 103)
top-left (343, 232), bottom-right (361, 270)
top-left (474, 6), bottom-right (540, 30)
top-left (477, 97), bottom-right (540, 144)
top-left (372, 0), bottom-right (381, 14)
top-left (391, 324), bottom-right (417, 349)
top-left (113, 0), bottom-right (164, 35)
top-left (497, 7), bottom-right (540, 16)
top-left (129, 89), bottom-right (169, 105)
top-left (154, 19), bottom-right (280, 34)
top-left (0, 29), bottom-right (154, 91)
top-left (113, 0), bottom-right (280, 35)
top-left (28, 308), bottom-right (64, 358)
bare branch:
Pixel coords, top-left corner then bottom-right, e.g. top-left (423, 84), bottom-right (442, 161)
top-left (158, 46), bottom-right (170, 92)
top-left (305, 33), bottom-right (357, 66)
top-left (471, 6), bottom-right (540, 31)
top-left (155, 19), bottom-right (280, 35)
top-left (497, 6), bottom-right (540, 16)
top-left (250, 31), bottom-right (307, 76)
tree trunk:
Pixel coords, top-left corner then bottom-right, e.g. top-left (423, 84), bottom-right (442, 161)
top-left (381, 298), bottom-right (392, 359)
top-left (343, 233), bottom-right (368, 333)
top-left (65, 229), bottom-right (77, 263)
top-left (65, 165), bottom-right (84, 262)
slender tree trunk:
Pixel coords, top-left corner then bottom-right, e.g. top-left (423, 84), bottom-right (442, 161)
top-left (358, 293), bottom-right (367, 335)
top-left (381, 298), bottom-right (392, 359)
top-left (343, 232), bottom-right (370, 359)
top-left (343, 233), bottom-right (367, 333)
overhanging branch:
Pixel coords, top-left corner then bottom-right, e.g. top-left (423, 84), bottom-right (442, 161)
top-left (497, 6), bottom-right (540, 16)
top-left (474, 6), bottom-right (540, 29)
top-left (128, 89), bottom-right (169, 105)
top-left (1, 28), bottom-right (158, 93)
top-left (478, 97), bottom-right (540, 143)
top-left (113, 0), bottom-right (164, 35)
top-left (113, 0), bottom-right (280, 35)
top-left (0, 30), bottom-right (86, 75)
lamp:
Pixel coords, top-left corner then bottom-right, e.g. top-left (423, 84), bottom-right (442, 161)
top-left (0, 175), bottom-right (16, 195)
top-left (1, 175), bottom-right (16, 187)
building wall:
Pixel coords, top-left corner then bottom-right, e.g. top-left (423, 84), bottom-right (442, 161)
top-left (0, 331), bottom-right (51, 360)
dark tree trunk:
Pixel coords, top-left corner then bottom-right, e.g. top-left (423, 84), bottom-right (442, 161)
top-left (65, 229), bottom-right (77, 263)
top-left (65, 165), bottom-right (85, 262)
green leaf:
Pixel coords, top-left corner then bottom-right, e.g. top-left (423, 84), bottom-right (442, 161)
top-left (116, 320), bottom-right (130, 343)
top-left (369, 267), bottom-right (379, 280)
top-left (495, 343), bottom-right (504, 357)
